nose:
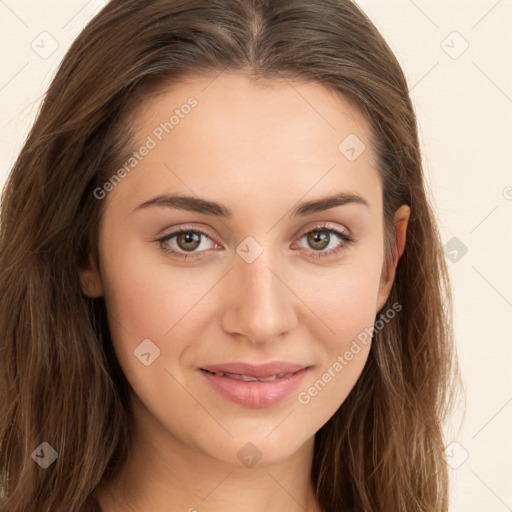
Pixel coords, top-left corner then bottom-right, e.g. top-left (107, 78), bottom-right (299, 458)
top-left (220, 244), bottom-right (298, 345)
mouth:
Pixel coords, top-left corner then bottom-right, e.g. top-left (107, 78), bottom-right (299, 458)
top-left (198, 362), bottom-right (310, 408)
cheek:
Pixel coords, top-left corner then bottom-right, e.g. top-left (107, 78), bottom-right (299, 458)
top-left (98, 231), bottom-right (178, 370)
top-left (301, 247), bottom-right (384, 346)
top-left (291, 251), bottom-right (383, 421)
top-left (312, 270), bottom-right (379, 322)
top-left (102, 260), bottom-right (165, 336)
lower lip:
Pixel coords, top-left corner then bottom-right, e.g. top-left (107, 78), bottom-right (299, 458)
top-left (199, 368), bottom-right (309, 408)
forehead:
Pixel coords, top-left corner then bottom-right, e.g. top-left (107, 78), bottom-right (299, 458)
top-left (133, 72), bottom-right (372, 156)
top-left (106, 72), bottom-right (381, 220)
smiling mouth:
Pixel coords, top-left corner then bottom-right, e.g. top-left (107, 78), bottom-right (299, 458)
top-left (198, 363), bottom-right (310, 408)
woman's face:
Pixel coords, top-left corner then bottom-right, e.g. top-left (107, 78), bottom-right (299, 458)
top-left (81, 73), bottom-right (408, 467)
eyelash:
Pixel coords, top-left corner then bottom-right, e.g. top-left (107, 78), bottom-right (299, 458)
top-left (155, 223), bottom-right (355, 261)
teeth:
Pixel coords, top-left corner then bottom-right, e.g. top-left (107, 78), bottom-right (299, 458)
top-left (224, 372), bottom-right (242, 380)
top-left (207, 370), bottom-right (292, 382)
top-left (240, 374), bottom-right (259, 382)
top-left (258, 375), bottom-right (278, 381)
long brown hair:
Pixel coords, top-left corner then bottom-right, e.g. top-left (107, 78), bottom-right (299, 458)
top-left (0, 1), bottom-right (462, 510)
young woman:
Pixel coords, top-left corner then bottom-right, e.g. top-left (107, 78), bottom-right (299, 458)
top-left (0, 1), bottom-right (461, 511)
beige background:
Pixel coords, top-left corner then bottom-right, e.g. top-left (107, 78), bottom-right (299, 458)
top-left (1, 1), bottom-right (511, 510)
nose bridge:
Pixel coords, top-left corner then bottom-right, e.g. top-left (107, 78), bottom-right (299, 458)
top-left (221, 238), bottom-right (297, 343)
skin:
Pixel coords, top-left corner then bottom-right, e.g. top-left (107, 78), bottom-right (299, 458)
top-left (81, 72), bottom-right (410, 512)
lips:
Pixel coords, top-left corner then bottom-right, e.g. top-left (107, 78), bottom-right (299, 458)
top-left (198, 361), bottom-right (310, 408)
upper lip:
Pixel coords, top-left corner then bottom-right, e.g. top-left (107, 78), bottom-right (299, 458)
top-left (199, 361), bottom-right (309, 378)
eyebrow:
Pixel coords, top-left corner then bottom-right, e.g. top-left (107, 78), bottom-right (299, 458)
top-left (133, 191), bottom-right (370, 217)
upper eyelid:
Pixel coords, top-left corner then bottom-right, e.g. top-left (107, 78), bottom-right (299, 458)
top-left (159, 220), bottom-right (351, 238)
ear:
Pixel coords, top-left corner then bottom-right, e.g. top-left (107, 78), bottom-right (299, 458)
top-left (376, 204), bottom-right (410, 312)
top-left (79, 251), bottom-right (104, 298)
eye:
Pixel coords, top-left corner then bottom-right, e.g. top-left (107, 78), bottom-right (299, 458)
top-left (156, 226), bottom-right (219, 261)
top-left (293, 223), bottom-right (355, 259)
top-left (155, 223), bottom-right (355, 261)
